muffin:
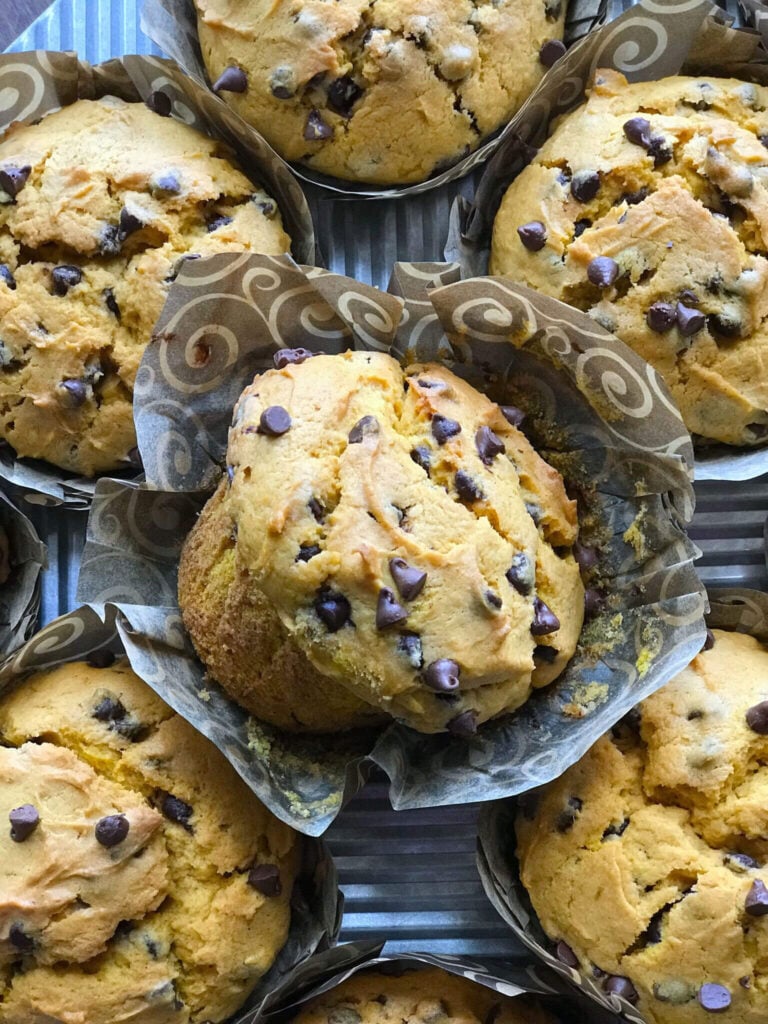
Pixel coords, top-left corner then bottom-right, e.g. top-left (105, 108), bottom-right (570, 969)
top-left (490, 69), bottom-right (768, 447)
top-left (516, 628), bottom-right (768, 1023)
top-left (192, 0), bottom-right (568, 185)
top-left (290, 967), bottom-right (556, 1024)
top-left (0, 95), bottom-right (291, 476)
top-left (178, 349), bottom-right (584, 736)
top-left (0, 658), bottom-right (299, 1023)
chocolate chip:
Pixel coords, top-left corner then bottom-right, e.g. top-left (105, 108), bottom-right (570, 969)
top-left (708, 310), bottom-right (743, 340)
top-left (309, 497), bottom-right (325, 522)
top-left (649, 136), bottom-right (672, 166)
top-left (95, 814), bottom-right (130, 848)
top-left (621, 187), bottom-right (649, 206)
top-left (676, 303), bottom-right (706, 336)
top-left (500, 405), bottom-right (525, 428)
top-left (212, 66), bottom-right (248, 93)
top-left (573, 542), bottom-right (598, 571)
top-left (447, 709), bottom-right (478, 737)
top-left (9, 804), bottom-right (40, 842)
top-left (305, 110), bottom-right (333, 141)
top-left (0, 264), bottom-right (16, 290)
top-left (423, 659), bottom-right (461, 693)
top-left (602, 818), bottom-right (630, 839)
top-left (555, 795), bottom-right (582, 832)
top-left (247, 863), bottom-right (281, 896)
top-left (253, 194), bottom-right (278, 218)
top-left (376, 588), bottom-right (409, 629)
top-left (485, 590), bottom-right (503, 610)
top-left (432, 415), bottom-right (462, 445)
top-left (98, 224), bottom-right (122, 256)
top-left (740, 977), bottom-right (751, 989)
top-left (623, 116), bottom-right (652, 148)
top-left (571, 170), bottom-right (600, 202)
top-left (9, 923), bottom-right (34, 952)
top-left (506, 552), bottom-right (533, 595)
top-left (348, 415), bottom-right (379, 443)
top-left (207, 214), bottom-right (233, 233)
top-left (646, 302), bottom-right (677, 333)
top-left (725, 852), bottom-right (758, 872)
top-left (150, 173), bottom-right (181, 197)
top-left (584, 588), bottom-right (604, 618)
top-left (455, 470), bottom-right (485, 503)
top-left (146, 91), bottom-right (172, 116)
top-left (328, 75), bottom-right (363, 117)
top-left (679, 289), bottom-right (699, 307)
top-left (587, 256), bottom-right (619, 288)
top-left (273, 347), bottom-right (313, 368)
top-left (555, 940), bottom-right (578, 967)
top-left (573, 218), bottom-right (591, 237)
top-left (160, 794), bottom-right (193, 830)
top-left (544, 0), bottom-right (562, 19)
top-left (746, 701), bottom-right (768, 734)
top-left (389, 558), bottom-right (427, 600)
top-left (397, 633), bottom-right (423, 669)
top-left (270, 66), bottom-right (295, 99)
top-left (702, 628), bottom-right (715, 651)
top-left (539, 39), bottom-right (566, 67)
top-left (745, 879), bottom-right (768, 916)
top-left (296, 544), bottom-right (321, 562)
top-left (57, 379), bottom-right (87, 408)
top-left (52, 265), bottom-right (83, 296)
top-left (475, 426), bottom-right (505, 464)
top-left (92, 695), bottom-right (127, 722)
top-left (259, 406), bottom-right (291, 436)
top-left (534, 644), bottom-right (558, 664)
top-left (0, 165), bottom-right (31, 200)
top-left (104, 288), bottom-right (121, 320)
top-left (517, 221), bottom-right (547, 251)
top-left (410, 445), bottom-right (432, 473)
top-left (697, 983), bottom-right (731, 1013)
top-left (531, 597), bottom-right (560, 635)
top-left (605, 976), bottom-right (639, 1004)
top-left (315, 588), bottom-right (351, 631)
top-left (118, 207), bottom-right (144, 238)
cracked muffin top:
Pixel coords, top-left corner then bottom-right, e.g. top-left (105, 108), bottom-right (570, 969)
top-left (0, 658), bottom-right (298, 1024)
top-left (491, 70), bottom-right (768, 448)
top-left (192, 0), bottom-right (567, 185)
top-left (0, 95), bottom-right (290, 476)
top-left (290, 967), bottom-right (557, 1024)
top-left (178, 350), bottom-right (584, 736)
top-left (516, 628), bottom-right (768, 1024)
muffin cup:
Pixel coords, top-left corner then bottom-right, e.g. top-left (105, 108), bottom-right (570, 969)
top-left (75, 252), bottom-right (705, 834)
top-left (0, 603), bottom-right (343, 1021)
top-left (448, 0), bottom-right (768, 482)
top-left (0, 49), bottom-right (314, 506)
top-left (0, 489), bottom-right (46, 657)
top-left (475, 586), bottom-right (768, 1024)
top-left (140, 0), bottom-right (608, 198)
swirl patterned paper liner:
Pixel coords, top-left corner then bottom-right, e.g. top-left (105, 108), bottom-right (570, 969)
top-left (475, 586), bottom-right (768, 1024)
top-left (0, 49), bottom-right (315, 508)
top-left (0, 604), bottom-right (344, 1023)
top-left (0, 489), bottom-right (46, 657)
top-left (448, 0), bottom-right (768, 482)
top-left (76, 252), bottom-right (705, 835)
top-left (140, 0), bottom-right (608, 199)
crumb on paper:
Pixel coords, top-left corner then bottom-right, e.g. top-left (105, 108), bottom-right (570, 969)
top-left (197, 687), bottom-right (211, 702)
top-left (562, 681), bottom-right (610, 718)
top-left (636, 647), bottom-right (653, 677)
top-left (623, 510), bottom-right (648, 559)
top-left (579, 610), bottom-right (625, 658)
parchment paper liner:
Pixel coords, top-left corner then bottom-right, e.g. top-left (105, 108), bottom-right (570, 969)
top-left (0, 604), bottom-right (343, 1023)
top-left (0, 49), bottom-right (315, 507)
top-left (0, 488), bottom-right (46, 657)
top-left (75, 252), bottom-right (705, 835)
top-left (475, 586), bottom-right (768, 1024)
top-left (139, 0), bottom-right (608, 199)
top-left (446, 0), bottom-right (768, 482)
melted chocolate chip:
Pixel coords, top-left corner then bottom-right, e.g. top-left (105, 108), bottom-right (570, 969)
top-left (602, 818), bottom-right (630, 839)
top-left (305, 110), bottom-right (333, 141)
top-left (397, 633), bottom-right (423, 669)
top-left (623, 116), bottom-right (652, 148)
top-left (475, 426), bottom-right (505, 464)
top-left (708, 310), bottom-right (742, 340)
top-left (9, 804), bottom-right (40, 842)
top-left (455, 470), bottom-right (485, 503)
top-left (584, 588), bottom-right (604, 618)
top-left (622, 187), bottom-right (649, 206)
top-left (506, 552), bottom-right (533, 595)
top-left (248, 863), bottom-right (281, 896)
top-left (119, 207), bottom-right (144, 238)
top-left (315, 588), bottom-right (351, 632)
top-left (676, 303), bottom-right (705, 336)
top-left (517, 221), bottom-right (547, 251)
top-left (296, 544), bottom-right (321, 562)
top-left (571, 170), bottom-right (600, 202)
top-left (555, 795), bottom-right (582, 832)
top-left (531, 597), bottom-right (560, 635)
top-left (725, 852), bottom-right (759, 873)
top-left (410, 445), bottom-right (432, 473)
top-left (697, 983), bottom-right (731, 1013)
top-left (309, 497), bottom-right (325, 522)
top-left (259, 406), bottom-right (291, 436)
top-left (92, 695), bottom-right (127, 723)
top-left (0, 264), bottom-right (16, 290)
top-left (212, 66), bottom-right (248, 93)
top-left (432, 415), bottom-right (462, 445)
top-left (485, 590), bottom-right (503, 610)
top-left (52, 265), bottom-right (83, 296)
top-left (150, 173), bottom-right (181, 197)
top-left (573, 542), bottom-right (598, 571)
top-left (9, 923), bottom-right (35, 952)
top-left (702, 628), bottom-right (715, 651)
top-left (270, 66), bottom-right (295, 99)
top-left (746, 701), bottom-right (768, 734)
top-left (649, 136), bottom-right (672, 166)
top-left (555, 940), bottom-right (578, 967)
top-left (500, 405), bottom-right (525, 428)
top-left (389, 558), bottom-right (427, 600)
top-left (348, 415), bottom-right (379, 443)
top-left (328, 75), bottom-right (363, 117)
top-left (104, 288), bottom-right (121, 320)
top-left (0, 165), bottom-right (31, 198)
top-left (207, 214), bottom-right (233, 233)
top-left (423, 659), bottom-right (461, 692)
top-left (160, 794), bottom-right (193, 830)
top-left (273, 347), bottom-right (313, 368)
top-left (587, 256), bottom-right (619, 288)
top-left (646, 302), bottom-right (677, 333)
top-left (98, 224), bottom-right (122, 256)
top-left (57, 379), bottom-right (87, 408)
top-left (95, 814), bottom-right (130, 848)
top-left (573, 218), bottom-right (591, 237)
top-left (146, 91), bottom-right (172, 116)
top-left (539, 39), bottom-right (566, 67)
top-left (605, 976), bottom-right (639, 1004)
top-left (447, 709), bottom-right (478, 737)
top-left (745, 879), bottom-right (768, 916)
top-left (376, 588), bottom-right (409, 629)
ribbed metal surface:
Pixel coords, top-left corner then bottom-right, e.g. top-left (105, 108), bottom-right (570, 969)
top-left (8, 0), bottom-right (768, 960)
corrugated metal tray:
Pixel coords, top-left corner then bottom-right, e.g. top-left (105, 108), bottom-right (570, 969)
top-left (7, 0), bottom-right (768, 960)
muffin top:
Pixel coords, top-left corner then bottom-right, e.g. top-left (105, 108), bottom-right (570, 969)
top-left (194, 0), bottom-right (567, 185)
top-left (222, 350), bottom-right (583, 735)
top-left (291, 967), bottom-right (557, 1024)
top-left (0, 658), bottom-right (298, 1024)
top-left (517, 629), bottom-right (768, 1024)
top-left (0, 95), bottom-right (290, 476)
top-left (490, 70), bottom-right (768, 447)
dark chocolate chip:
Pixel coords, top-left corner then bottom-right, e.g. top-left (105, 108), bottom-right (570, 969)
top-left (703, 628), bottom-right (715, 651)
top-left (697, 983), bottom-right (731, 1013)
top-left (253, 194), bottom-right (278, 218)
top-left (327, 75), bottom-right (363, 117)
top-left (0, 264), bottom-right (16, 290)
top-left (544, 0), bottom-right (562, 19)
top-left (9, 804), bottom-right (40, 842)
top-left (475, 425), bottom-right (505, 464)
top-left (423, 659), bottom-right (461, 693)
top-left (273, 347), bottom-right (313, 368)
top-left (571, 170), bottom-right (600, 202)
top-left (389, 557), bottom-right (427, 601)
top-left (574, 218), bottom-right (591, 237)
top-left (92, 695), bottom-right (127, 722)
top-left (506, 552), bottom-right (533, 595)
top-left (0, 165), bottom-right (31, 199)
top-left (649, 136), bottom-right (672, 166)
top-left (679, 289), bottom-right (699, 307)
top-left (348, 415), bottom-right (379, 444)
top-left (146, 91), bottom-right (172, 116)
top-left (646, 302), bottom-right (677, 333)
top-left (296, 544), bottom-right (321, 562)
top-left (270, 66), bottom-right (295, 99)
top-left (160, 794), bottom-right (193, 830)
top-left (517, 221), bottom-right (547, 251)
top-left (150, 173), bottom-right (181, 197)
top-left (485, 590), bottom-right (503, 610)
top-left (726, 852), bottom-right (759, 871)
top-left (259, 406), bottom-right (291, 436)
top-left (455, 470), bottom-right (485, 503)
top-left (432, 415), bottom-right (462, 445)
top-left (605, 976), bottom-right (639, 1004)
top-left (57, 379), bottom-right (87, 408)
top-left (531, 596), bottom-right (560, 636)
top-left (119, 207), bottom-right (143, 238)
top-left (740, 977), bottom-right (751, 989)
top-left (397, 633), bottom-right (423, 669)
top-left (676, 303), bottom-right (706, 336)
top-left (745, 879), bottom-right (768, 916)
top-left (212, 66), bottom-right (248, 93)
top-left (534, 644), bottom-right (558, 664)
top-left (304, 110), bottom-right (333, 141)
top-left (584, 588), bottom-right (605, 618)
top-left (555, 795), bottom-right (582, 832)
top-left (602, 818), bottom-right (630, 839)
top-left (207, 214), bottom-right (233, 233)
top-left (746, 700), bottom-right (768, 734)
top-left (587, 256), bottom-right (619, 288)
top-left (9, 923), bottom-right (35, 952)
top-left (309, 497), bottom-right (325, 522)
top-left (708, 311), bottom-right (742, 340)
top-left (621, 187), bottom-right (649, 205)
top-left (623, 116), bottom-right (652, 149)
top-left (104, 288), bottom-right (121, 320)
top-left (376, 588), bottom-right (409, 630)
top-left (447, 709), bottom-right (478, 737)
top-left (539, 39), bottom-right (566, 67)
top-left (555, 940), bottom-right (579, 967)
top-left (500, 405), bottom-right (525, 428)
top-left (573, 542), bottom-right (598, 571)
top-left (410, 445), bottom-right (432, 473)
top-left (52, 265), bottom-right (83, 296)
top-left (95, 814), bottom-right (130, 848)
top-left (87, 649), bottom-right (116, 668)
top-left (526, 502), bottom-right (541, 523)
top-left (247, 863), bottom-right (281, 896)
top-left (315, 589), bottom-right (351, 632)
top-left (98, 223), bottom-right (122, 256)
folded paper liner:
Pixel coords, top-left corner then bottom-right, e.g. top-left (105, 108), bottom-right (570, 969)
top-left (0, 489), bottom-right (46, 657)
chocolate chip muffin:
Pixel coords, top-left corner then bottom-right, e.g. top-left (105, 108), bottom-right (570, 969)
top-left (193, 0), bottom-right (567, 185)
top-left (0, 95), bottom-right (290, 476)
top-left (178, 350), bottom-right (584, 736)
top-left (491, 70), bottom-right (768, 447)
top-left (0, 658), bottom-right (299, 1024)
top-left (516, 628), bottom-right (768, 1024)
top-left (290, 967), bottom-right (556, 1024)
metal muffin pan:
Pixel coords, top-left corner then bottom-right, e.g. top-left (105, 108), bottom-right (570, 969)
top-left (6, 0), bottom-right (768, 962)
